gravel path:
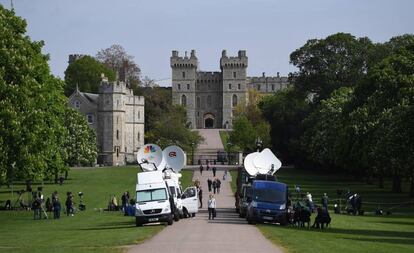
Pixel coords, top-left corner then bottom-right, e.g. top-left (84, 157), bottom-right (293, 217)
top-left (127, 169), bottom-right (283, 253)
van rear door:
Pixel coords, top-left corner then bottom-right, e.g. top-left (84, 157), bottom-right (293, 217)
top-left (181, 186), bottom-right (198, 213)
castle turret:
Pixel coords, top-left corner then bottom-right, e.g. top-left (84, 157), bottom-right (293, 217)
top-left (171, 50), bottom-right (198, 128)
top-left (220, 50), bottom-right (248, 129)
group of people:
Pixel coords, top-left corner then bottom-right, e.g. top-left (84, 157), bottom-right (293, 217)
top-left (108, 191), bottom-right (135, 215)
top-left (207, 178), bottom-right (221, 194)
top-left (199, 163), bottom-right (219, 177)
top-left (32, 190), bottom-right (74, 220)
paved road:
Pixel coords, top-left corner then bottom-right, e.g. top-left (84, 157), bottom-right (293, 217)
top-left (195, 129), bottom-right (225, 150)
top-left (128, 169), bottom-right (283, 253)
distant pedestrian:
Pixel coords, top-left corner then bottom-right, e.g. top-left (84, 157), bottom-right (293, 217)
top-left (212, 179), bottom-right (217, 194)
top-left (206, 163), bottom-right (210, 171)
top-left (216, 179), bottom-right (221, 194)
top-left (66, 193), bottom-right (74, 216)
top-left (207, 178), bottom-right (212, 192)
top-left (306, 192), bottom-right (314, 212)
top-left (223, 170), bottom-right (228, 181)
top-left (321, 193), bottom-right (329, 210)
top-left (212, 167), bottom-right (217, 177)
top-left (32, 196), bottom-right (41, 220)
top-left (199, 164), bottom-right (204, 175)
top-left (121, 192), bottom-right (128, 212)
top-left (208, 194), bottom-right (216, 220)
top-left (53, 195), bottom-right (61, 219)
top-left (198, 188), bottom-right (203, 208)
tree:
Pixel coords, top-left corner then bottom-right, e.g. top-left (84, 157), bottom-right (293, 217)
top-left (290, 33), bottom-right (374, 102)
top-left (259, 88), bottom-right (310, 164)
top-left (64, 55), bottom-right (115, 96)
top-left (0, 6), bottom-right (69, 183)
top-left (64, 108), bottom-right (97, 167)
top-left (96, 44), bottom-right (141, 91)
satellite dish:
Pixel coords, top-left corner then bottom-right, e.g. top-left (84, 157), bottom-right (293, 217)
top-left (137, 144), bottom-right (163, 171)
top-left (243, 152), bottom-right (259, 176)
top-left (163, 145), bottom-right (186, 172)
top-left (253, 148), bottom-right (282, 175)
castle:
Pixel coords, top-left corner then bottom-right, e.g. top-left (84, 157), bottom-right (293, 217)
top-left (171, 50), bottom-right (290, 129)
top-left (68, 74), bottom-right (145, 166)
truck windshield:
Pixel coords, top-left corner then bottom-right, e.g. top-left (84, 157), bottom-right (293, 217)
top-left (253, 182), bottom-right (286, 204)
top-left (137, 188), bottom-right (167, 202)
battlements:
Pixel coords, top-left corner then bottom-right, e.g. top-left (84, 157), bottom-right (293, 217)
top-left (99, 79), bottom-right (133, 95)
top-left (170, 50), bottom-right (198, 68)
top-left (68, 54), bottom-right (85, 64)
top-left (220, 50), bottom-right (248, 68)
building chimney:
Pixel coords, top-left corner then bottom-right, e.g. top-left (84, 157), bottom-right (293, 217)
top-left (262, 72), bottom-right (265, 77)
top-left (277, 72), bottom-right (280, 78)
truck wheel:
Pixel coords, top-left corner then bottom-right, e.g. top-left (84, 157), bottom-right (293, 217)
top-left (167, 215), bottom-right (174, 225)
top-left (135, 217), bottom-right (143, 227)
top-left (183, 208), bottom-right (190, 218)
top-left (174, 210), bottom-right (180, 222)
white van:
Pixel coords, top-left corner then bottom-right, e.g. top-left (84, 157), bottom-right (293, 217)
top-left (165, 177), bottom-right (183, 220)
top-left (135, 171), bottom-right (174, 226)
top-left (180, 186), bottom-right (199, 217)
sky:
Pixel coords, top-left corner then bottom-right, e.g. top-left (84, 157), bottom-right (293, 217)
top-left (2, 0), bottom-right (413, 85)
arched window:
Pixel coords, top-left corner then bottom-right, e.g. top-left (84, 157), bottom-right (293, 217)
top-left (187, 83), bottom-right (190, 90)
top-left (196, 96), bottom-right (200, 108)
top-left (232, 94), bottom-right (238, 107)
top-left (238, 83), bottom-right (241, 90)
top-left (207, 95), bottom-right (212, 107)
top-left (177, 83), bottom-right (181, 90)
top-left (181, 95), bottom-right (187, 107)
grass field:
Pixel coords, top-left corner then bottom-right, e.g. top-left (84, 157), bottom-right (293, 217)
top-left (219, 130), bottom-right (230, 148)
top-left (230, 167), bottom-right (414, 253)
top-left (0, 166), bottom-right (193, 253)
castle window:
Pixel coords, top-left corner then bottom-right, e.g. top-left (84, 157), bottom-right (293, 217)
top-left (138, 132), bottom-right (140, 141)
top-left (207, 95), bottom-right (212, 107)
top-left (196, 96), bottom-right (200, 108)
top-left (178, 84), bottom-right (181, 90)
top-left (187, 83), bottom-right (190, 90)
top-left (238, 83), bottom-right (241, 90)
top-left (86, 114), bottom-right (94, 124)
top-left (125, 147), bottom-right (127, 152)
top-left (232, 94), bottom-right (238, 107)
top-left (272, 84), bottom-right (275, 91)
top-left (116, 116), bottom-right (119, 124)
top-left (233, 72), bottom-right (236, 78)
top-left (116, 147), bottom-right (119, 157)
top-left (116, 130), bottom-right (119, 140)
top-left (181, 95), bottom-right (187, 107)
top-left (257, 84), bottom-right (261, 91)
top-left (229, 83), bottom-right (232, 90)
top-left (182, 72), bottom-right (185, 78)
top-left (74, 100), bottom-right (80, 109)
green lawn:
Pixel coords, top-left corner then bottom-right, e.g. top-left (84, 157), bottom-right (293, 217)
top-left (0, 166), bottom-right (193, 253)
top-left (256, 168), bottom-right (414, 253)
top-left (219, 130), bottom-right (230, 148)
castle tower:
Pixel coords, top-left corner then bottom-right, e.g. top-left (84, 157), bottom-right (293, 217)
top-left (171, 50), bottom-right (198, 129)
top-left (220, 50), bottom-right (248, 128)
top-left (97, 78), bottom-right (128, 165)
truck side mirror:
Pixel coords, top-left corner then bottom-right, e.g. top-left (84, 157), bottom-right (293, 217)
top-left (181, 195), bottom-right (186, 199)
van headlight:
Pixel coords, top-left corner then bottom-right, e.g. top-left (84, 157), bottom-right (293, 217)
top-left (135, 205), bottom-right (143, 215)
top-left (279, 203), bottom-right (286, 210)
top-left (163, 205), bottom-right (171, 213)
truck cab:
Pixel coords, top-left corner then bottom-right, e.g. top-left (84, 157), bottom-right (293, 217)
top-left (135, 171), bottom-right (174, 226)
top-left (165, 178), bottom-right (183, 220)
top-left (246, 180), bottom-right (288, 225)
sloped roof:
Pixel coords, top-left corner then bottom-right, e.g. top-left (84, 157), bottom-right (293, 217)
top-left (81, 92), bottom-right (99, 104)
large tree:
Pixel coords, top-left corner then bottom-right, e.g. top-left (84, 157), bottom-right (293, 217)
top-left (64, 55), bottom-right (115, 96)
top-left (290, 33), bottom-right (374, 102)
top-left (96, 44), bottom-right (141, 91)
top-left (0, 6), bottom-right (68, 183)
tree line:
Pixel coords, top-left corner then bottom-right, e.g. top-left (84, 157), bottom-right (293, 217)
top-left (231, 33), bottom-right (414, 196)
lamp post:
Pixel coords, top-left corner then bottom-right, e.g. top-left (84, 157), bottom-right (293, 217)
top-left (191, 142), bottom-right (195, 165)
top-left (255, 137), bottom-right (263, 152)
top-left (226, 142), bottom-right (232, 165)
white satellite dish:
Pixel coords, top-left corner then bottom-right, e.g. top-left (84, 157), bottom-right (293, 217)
top-left (163, 145), bottom-right (186, 172)
top-left (243, 152), bottom-right (260, 176)
top-left (136, 144), bottom-right (163, 171)
top-left (253, 148), bottom-right (282, 175)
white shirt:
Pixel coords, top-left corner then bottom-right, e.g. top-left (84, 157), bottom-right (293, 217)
top-left (208, 198), bottom-right (216, 208)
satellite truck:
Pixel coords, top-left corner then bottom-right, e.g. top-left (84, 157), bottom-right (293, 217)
top-left (135, 144), bottom-right (198, 226)
top-left (236, 148), bottom-right (289, 225)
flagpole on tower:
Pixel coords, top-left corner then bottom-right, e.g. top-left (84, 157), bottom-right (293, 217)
top-left (11, 0), bottom-right (14, 10)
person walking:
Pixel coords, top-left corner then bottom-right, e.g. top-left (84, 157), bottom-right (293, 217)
top-left (32, 195), bottom-right (41, 220)
top-left (321, 193), bottom-right (329, 210)
top-left (198, 187), bottom-right (203, 208)
top-left (199, 164), bottom-right (204, 175)
top-left (208, 194), bottom-right (216, 220)
top-left (212, 179), bottom-right (217, 194)
top-left (212, 167), bottom-right (217, 177)
top-left (216, 179), bottom-right (221, 194)
top-left (207, 178), bottom-right (212, 192)
top-left (223, 170), bottom-right (228, 181)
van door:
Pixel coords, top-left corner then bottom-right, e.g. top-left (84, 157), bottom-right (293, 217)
top-left (181, 186), bottom-right (198, 213)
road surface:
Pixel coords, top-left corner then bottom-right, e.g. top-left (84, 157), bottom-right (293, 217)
top-left (127, 169), bottom-right (283, 253)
